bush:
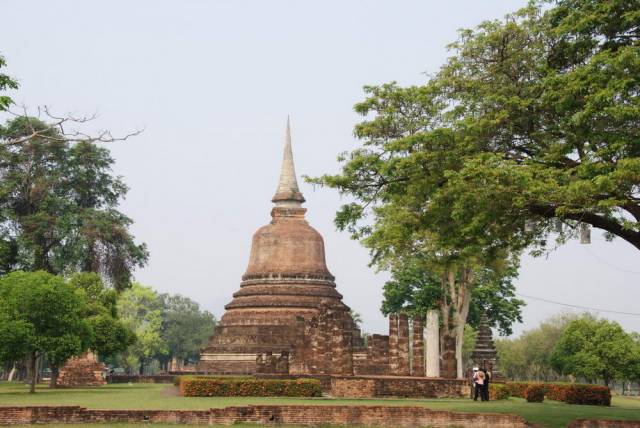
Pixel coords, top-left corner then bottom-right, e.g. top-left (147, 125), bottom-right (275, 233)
top-left (504, 382), bottom-right (531, 398)
top-left (524, 384), bottom-right (546, 403)
top-left (489, 384), bottom-right (510, 400)
top-left (179, 376), bottom-right (322, 397)
top-left (546, 383), bottom-right (611, 406)
top-left (504, 381), bottom-right (611, 406)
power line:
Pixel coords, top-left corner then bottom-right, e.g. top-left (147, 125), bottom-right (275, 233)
top-left (516, 293), bottom-right (640, 317)
top-left (580, 245), bottom-right (640, 275)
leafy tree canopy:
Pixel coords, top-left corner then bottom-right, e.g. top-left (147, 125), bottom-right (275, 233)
top-left (310, 0), bottom-right (640, 267)
top-left (69, 272), bottom-right (135, 360)
top-left (0, 117), bottom-right (148, 290)
top-left (0, 271), bottom-right (92, 392)
top-left (0, 54), bottom-right (18, 112)
top-left (550, 315), bottom-right (640, 386)
top-left (116, 283), bottom-right (167, 374)
top-left (158, 293), bottom-right (216, 365)
top-left (381, 256), bottom-right (524, 335)
top-left (496, 312), bottom-right (578, 381)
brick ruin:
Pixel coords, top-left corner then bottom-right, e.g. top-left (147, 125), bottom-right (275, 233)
top-left (471, 314), bottom-right (503, 380)
top-left (198, 120), bottom-right (455, 380)
top-left (56, 352), bottom-right (106, 387)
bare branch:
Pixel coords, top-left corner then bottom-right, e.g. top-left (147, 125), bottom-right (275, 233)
top-left (1, 105), bottom-right (143, 147)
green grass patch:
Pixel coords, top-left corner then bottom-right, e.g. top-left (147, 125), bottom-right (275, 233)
top-left (1, 381), bottom-right (639, 428)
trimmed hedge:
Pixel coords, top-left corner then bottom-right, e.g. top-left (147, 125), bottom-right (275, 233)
top-left (524, 384), bottom-right (545, 403)
top-left (546, 383), bottom-right (611, 406)
top-left (504, 382), bottom-right (532, 398)
top-left (504, 381), bottom-right (611, 406)
top-left (489, 384), bottom-right (510, 400)
top-left (179, 376), bottom-right (322, 397)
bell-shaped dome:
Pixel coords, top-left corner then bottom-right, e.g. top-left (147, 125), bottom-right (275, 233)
top-left (243, 207), bottom-right (334, 281)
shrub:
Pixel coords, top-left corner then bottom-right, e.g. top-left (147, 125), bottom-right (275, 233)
top-left (524, 384), bottom-right (546, 403)
top-left (504, 382), bottom-right (531, 398)
top-left (504, 381), bottom-right (611, 406)
top-left (489, 384), bottom-right (510, 400)
top-left (546, 383), bottom-right (610, 406)
top-left (179, 376), bottom-right (322, 397)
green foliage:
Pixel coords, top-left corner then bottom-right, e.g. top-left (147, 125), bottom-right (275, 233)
top-left (496, 313), bottom-right (578, 381)
top-left (0, 271), bottom-right (92, 391)
top-left (69, 272), bottom-right (135, 359)
top-left (382, 257), bottom-right (524, 335)
top-left (525, 384), bottom-right (546, 403)
top-left (179, 376), bottom-right (322, 397)
top-left (158, 293), bottom-right (216, 364)
top-left (0, 54), bottom-right (18, 112)
top-left (116, 283), bottom-right (167, 374)
top-left (0, 117), bottom-right (148, 290)
top-left (550, 316), bottom-right (639, 386)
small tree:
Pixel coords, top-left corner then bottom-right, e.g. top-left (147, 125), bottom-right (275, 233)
top-left (0, 271), bottom-right (91, 393)
top-left (551, 316), bottom-right (637, 387)
top-left (116, 283), bottom-right (166, 375)
top-left (68, 273), bottom-right (135, 375)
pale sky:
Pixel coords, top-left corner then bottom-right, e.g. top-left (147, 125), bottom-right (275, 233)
top-left (2, 0), bottom-right (639, 337)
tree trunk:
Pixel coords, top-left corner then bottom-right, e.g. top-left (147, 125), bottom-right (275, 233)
top-left (28, 352), bottom-right (37, 394)
top-left (7, 363), bottom-right (16, 382)
top-left (49, 365), bottom-right (59, 388)
top-left (139, 360), bottom-right (144, 376)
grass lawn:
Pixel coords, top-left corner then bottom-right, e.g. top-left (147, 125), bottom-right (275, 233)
top-left (1, 382), bottom-right (639, 428)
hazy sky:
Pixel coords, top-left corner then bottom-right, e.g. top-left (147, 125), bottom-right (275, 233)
top-left (2, 0), bottom-right (639, 337)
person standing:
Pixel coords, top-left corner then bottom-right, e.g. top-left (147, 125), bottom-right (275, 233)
top-left (481, 365), bottom-right (491, 401)
top-left (471, 367), bottom-right (479, 400)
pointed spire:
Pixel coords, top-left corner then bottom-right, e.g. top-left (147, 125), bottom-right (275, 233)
top-left (272, 116), bottom-right (305, 207)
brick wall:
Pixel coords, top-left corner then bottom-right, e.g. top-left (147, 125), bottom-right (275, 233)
top-left (107, 375), bottom-right (175, 384)
top-left (0, 405), bottom-right (527, 427)
top-left (330, 376), bottom-right (471, 399)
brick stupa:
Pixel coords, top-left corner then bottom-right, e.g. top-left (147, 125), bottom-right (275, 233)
top-left (198, 119), bottom-right (362, 375)
top-left (471, 314), bottom-right (503, 380)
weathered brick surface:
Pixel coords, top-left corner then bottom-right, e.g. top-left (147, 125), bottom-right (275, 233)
top-left (412, 317), bottom-right (425, 377)
top-left (354, 334), bottom-right (389, 376)
top-left (0, 405), bottom-right (527, 427)
top-left (330, 376), bottom-right (471, 399)
top-left (57, 353), bottom-right (106, 387)
top-left (568, 420), bottom-right (640, 428)
top-left (388, 314), bottom-right (399, 375)
top-left (107, 375), bottom-right (175, 384)
top-left (397, 314), bottom-right (410, 376)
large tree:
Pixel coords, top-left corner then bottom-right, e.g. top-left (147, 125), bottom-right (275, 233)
top-left (310, 0), bottom-right (639, 377)
top-left (0, 271), bottom-right (92, 393)
top-left (551, 316), bottom-right (638, 386)
top-left (0, 117), bottom-right (148, 290)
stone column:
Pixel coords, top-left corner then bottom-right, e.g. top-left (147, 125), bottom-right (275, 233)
top-left (425, 309), bottom-right (440, 378)
top-left (388, 313), bottom-right (399, 375)
top-left (397, 313), bottom-right (410, 376)
top-left (411, 316), bottom-right (425, 377)
top-left (441, 334), bottom-right (457, 379)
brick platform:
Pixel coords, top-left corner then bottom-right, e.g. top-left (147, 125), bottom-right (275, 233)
top-left (330, 375), bottom-right (471, 398)
top-left (0, 405), bottom-right (527, 427)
